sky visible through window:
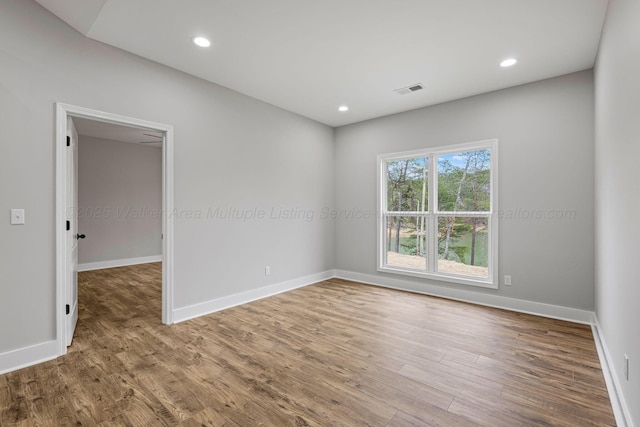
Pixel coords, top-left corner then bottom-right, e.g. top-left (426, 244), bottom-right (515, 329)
top-left (381, 145), bottom-right (494, 284)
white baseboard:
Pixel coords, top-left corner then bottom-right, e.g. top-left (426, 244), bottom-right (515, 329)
top-left (0, 340), bottom-right (58, 375)
top-left (172, 270), bottom-right (335, 323)
top-left (592, 318), bottom-right (634, 427)
top-left (335, 270), bottom-right (633, 425)
top-left (0, 269), bottom-right (332, 375)
top-left (334, 269), bottom-right (595, 324)
top-left (78, 255), bottom-right (162, 272)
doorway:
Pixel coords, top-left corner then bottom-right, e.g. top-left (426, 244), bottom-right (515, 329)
top-left (55, 103), bottom-right (174, 356)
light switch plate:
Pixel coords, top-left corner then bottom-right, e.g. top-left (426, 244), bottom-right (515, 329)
top-left (10, 209), bottom-right (25, 225)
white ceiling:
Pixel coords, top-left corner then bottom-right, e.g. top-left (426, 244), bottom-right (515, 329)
top-left (73, 117), bottom-right (163, 147)
top-left (36, 0), bottom-right (608, 127)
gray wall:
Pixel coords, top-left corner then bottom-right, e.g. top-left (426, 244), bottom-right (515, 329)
top-left (0, 0), bottom-right (335, 352)
top-left (335, 71), bottom-right (595, 310)
top-left (78, 136), bottom-right (162, 265)
top-left (2, 2), bottom-right (620, 403)
top-left (595, 0), bottom-right (640, 423)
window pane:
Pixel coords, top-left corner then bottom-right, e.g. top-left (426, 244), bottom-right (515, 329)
top-left (386, 158), bottom-right (428, 212)
top-left (437, 150), bottom-right (490, 212)
top-left (437, 216), bottom-right (489, 278)
top-left (385, 215), bottom-right (427, 270)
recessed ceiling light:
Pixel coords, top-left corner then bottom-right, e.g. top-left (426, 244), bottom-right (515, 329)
top-left (193, 36), bottom-right (211, 48)
top-left (500, 58), bottom-right (517, 67)
top-left (338, 105), bottom-right (349, 112)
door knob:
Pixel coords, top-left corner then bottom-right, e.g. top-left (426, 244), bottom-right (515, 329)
top-left (77, 234), bottom-right (86, 240)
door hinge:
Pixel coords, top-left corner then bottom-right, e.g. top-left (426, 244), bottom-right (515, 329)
top-left (66, 220), bottom-right (70, 231)
top-left (65, 304), bottom-right (70, 315)
top-left (66, 136), bottom-right (70, 146)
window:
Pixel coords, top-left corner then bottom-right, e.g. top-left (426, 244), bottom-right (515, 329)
top-left (378, 140), bottom-right (497, 288)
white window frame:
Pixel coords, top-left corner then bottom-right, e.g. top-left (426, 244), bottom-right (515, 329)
top-left (377, 139), bottom-right (498, 289)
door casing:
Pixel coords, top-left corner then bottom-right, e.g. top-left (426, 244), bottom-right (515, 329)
top-left (55, 102), bottom-right (175, 356)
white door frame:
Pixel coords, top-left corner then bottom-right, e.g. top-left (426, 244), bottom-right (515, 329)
top-left (55, 102), bottom-right (175, 356)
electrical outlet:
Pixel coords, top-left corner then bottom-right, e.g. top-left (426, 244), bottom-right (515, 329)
top-left (265, 266), bottom-right (271, 276)
top-left (624, 354), bottom-right (629, 381)
top-left (504, 275), bottom-right (512, 286)
top-left (10, 209), bottom-right (25, 225)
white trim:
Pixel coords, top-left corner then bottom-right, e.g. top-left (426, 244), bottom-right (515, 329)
top-left (336, 270), bottom-right (627, 424)
top-left (0, 270), bottom-right (332, 374)
top-left (377, 139), bottom-right (498, 288)
top-left (592, 317), bottom-right (634, 427)
top-left (5, 265), bottom-right (625, 427)
top-left (334, 269), bottom-right (595, 324)
top-left (172, 270), bottom-right (335, 323)
top-left (78, 255), bottom-right (163, 272)
top-left (56, 102), bottom-right (175, 356)
top-left (55, 105), bottom-right (67, 356)
top-left (161, 128), bottom-right (175, 325)
top-left (0, 341), bottom-right (58, 375)
top-left (378, 265), bottom-right (498, 289)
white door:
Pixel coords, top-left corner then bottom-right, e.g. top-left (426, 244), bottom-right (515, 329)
top-left (65, 117), bottom-right (79, 346)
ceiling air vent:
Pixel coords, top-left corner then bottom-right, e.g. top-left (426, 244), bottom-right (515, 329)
top-left (394, 83), bottom-right (424, 95)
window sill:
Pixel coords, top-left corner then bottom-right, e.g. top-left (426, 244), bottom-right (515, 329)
top-left (378, 265), bottom-right (498, 289)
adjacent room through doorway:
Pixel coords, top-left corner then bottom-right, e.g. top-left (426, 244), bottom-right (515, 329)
top-left (55, 103), bottom-right (175, 354)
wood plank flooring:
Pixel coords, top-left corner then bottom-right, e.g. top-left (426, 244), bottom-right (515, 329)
top-left (0, 263), bottom-right (615, 426)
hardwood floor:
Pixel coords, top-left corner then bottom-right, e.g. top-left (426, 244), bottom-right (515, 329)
top-left (1, 263), bottom-right (615, 426)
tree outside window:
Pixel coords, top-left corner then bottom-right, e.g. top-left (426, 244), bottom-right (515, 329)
top-left (378, 140), bottom-right (497, 288)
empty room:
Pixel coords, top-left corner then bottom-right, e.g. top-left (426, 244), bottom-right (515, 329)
top-left (0, 0), bottom-right (637, 426)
